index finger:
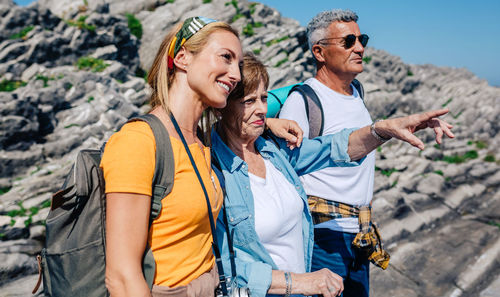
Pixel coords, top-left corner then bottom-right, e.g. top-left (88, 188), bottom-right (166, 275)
top-left (420, 108), bottom-right (449, 121)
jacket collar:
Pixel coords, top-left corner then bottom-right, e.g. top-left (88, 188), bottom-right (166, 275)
top-left (211, 127), bottom-right (279, 173)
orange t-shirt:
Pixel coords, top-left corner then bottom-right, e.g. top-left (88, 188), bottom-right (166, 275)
top-left (100, 121), bottom-right (223, 287)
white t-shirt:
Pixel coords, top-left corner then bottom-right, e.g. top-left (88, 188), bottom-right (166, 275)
top-left (250, 159), bottom-right (306, 273)
top-left (279, 78), bottom-right (375, 233)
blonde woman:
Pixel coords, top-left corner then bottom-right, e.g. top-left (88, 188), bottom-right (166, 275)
top-left (101, 17), bottom-right (300, 297)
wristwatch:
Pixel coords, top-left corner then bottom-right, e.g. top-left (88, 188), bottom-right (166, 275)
top-left (370, 120), bottom-right (391, 143)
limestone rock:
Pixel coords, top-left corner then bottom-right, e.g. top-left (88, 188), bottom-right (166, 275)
top-left (0, 1), bottom-right (499, 296)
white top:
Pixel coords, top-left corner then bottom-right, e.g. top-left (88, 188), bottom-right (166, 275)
top-left (279, 78), bottom-right (375, 233)
top-left (250, 159), bottom-right (306, 273)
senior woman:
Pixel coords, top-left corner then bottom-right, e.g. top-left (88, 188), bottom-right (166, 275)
top-left (212, 53), bottom-right (453, 297)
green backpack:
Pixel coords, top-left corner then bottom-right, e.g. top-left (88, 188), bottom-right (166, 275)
top-left (33, 114), bottom-right (174, 297)
top-left (267, 79), bottom-right (365, 138)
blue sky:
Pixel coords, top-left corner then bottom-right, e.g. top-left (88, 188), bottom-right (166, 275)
top-left (14, 0), bottom-right (500, 86)
top-left (260, 0), bottom-right (500, 87)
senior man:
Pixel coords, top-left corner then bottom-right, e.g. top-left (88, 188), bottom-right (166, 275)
top-left (279, 9), bottom-right (385, 297)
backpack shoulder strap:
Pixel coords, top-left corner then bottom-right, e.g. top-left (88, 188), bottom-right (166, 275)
top-left (290, 84), bottom-right (324, 138)
top-left (127, 114), bottom-right (174, 221)
top-left (352, 78), bottom-right (365, 100)
top-left (126, 114), bottom-right (174, 288)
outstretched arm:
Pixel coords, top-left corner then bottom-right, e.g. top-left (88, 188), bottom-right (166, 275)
top-left (348, 108), bottom-right (454, 160)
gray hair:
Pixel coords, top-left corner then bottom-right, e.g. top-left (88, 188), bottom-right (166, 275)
top-left (306, 9), bottom-right (359, 53)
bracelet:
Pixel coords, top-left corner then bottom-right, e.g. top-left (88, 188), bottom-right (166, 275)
top-left (370, 120), bottom-right (391, 143)
top-left (284, 272), bottom-right (292, 297)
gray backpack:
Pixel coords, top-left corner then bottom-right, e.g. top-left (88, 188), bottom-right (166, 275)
top-left (33, 114), bottom-right (174, 297)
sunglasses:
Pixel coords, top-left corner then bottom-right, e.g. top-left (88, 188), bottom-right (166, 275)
top-left (317, 34), bottom-right (369, 49)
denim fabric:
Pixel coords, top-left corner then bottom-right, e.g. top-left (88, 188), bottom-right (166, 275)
top-left (212, 127), bottom-right (360, 297)
top-left (311, 229), bottom-right (370, 297)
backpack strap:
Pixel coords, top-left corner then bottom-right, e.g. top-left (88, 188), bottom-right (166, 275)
top-left (290, 84), bottom-right (324, 139)
top-left (352, 78), bottom-right (365, 100)
top-left (290, 80), bottom-right (365, 138)
top-left (126, 114), bottom-right (174, 288)
top-left (127, 114), bottom-right (175, 220)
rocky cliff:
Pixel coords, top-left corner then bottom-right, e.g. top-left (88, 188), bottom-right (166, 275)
top-left (0, 0), bottom-right (499, 296)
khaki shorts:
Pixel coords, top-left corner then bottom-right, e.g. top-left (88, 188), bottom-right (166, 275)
top-left (151, 264), bottom-right (219, 297)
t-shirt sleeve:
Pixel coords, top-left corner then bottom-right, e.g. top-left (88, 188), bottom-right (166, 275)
top-left (278, 90), bottom-right (310, 138)
top-left (100, 121), bottom-right (156, 196)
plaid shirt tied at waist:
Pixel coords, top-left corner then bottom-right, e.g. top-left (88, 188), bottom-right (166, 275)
top-left (308, 196), bottom-right (390, 270)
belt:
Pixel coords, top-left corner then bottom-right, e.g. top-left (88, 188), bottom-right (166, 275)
top-left (308, 196), bottom-right (390, 270)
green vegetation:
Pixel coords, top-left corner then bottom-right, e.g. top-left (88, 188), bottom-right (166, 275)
top-left (76, 56), bottom-right (110, 72)
top-left (275, 57), bottom-right (288, 67)
top-left (7, 202), bottom-right (27, 218)
top-left (64, 82), bottom-right (73, 90)
top-left (391, 180), bottom-right (398, 188)
top-left (484, 155), bottom-right (496, 162)
top-left (375, 166), bottom-right (399, 177)
top-left (0, 80), bottom-right (27, 92)
top-left (165, 0), bottom-right (175, 3)
top-left (0, 186), bottom-right (12, 195)
top-left (442, 97), bottom-right (453, 108)
top-left (87, 96), bottom-right (95, 103)
top-left (433, 170), bottom-right (444, 176)
top-left (126, 13), bottom-right (142, 39)
top-left (407, 70), bottom-right (413, 76)
top-left (441, 150), bottom-right (478, 164)
top-left (265, 35), bottom-right (289, 47)
top-left (376, 146), bottom-right (382, 153)
top-left (64, 123), bottom-right (80, 129)
top-left (226, 0), bottom-right (244, 22)
top-left (30, 166), bottom-right (41, 175)
top-left (242, 23), bottom-right (254, 37)
top-left (474, 140), bottom-right (487, 149)
top-left (41, 199), bottom-right (51, 208)
top-left (450, 110), bottom-right (463, 119)
top-left (202, 0), bottom-right (211, 3)
top-left (35, 74), bottom-right (56, 87)
top-left (10, 25), bottom-right (34, 39)
top-left (434, 144), bottom-right (441, 149)
top-left (362, 56), bottom-right (372, 64)
top-left (242, 22), bottom-right (263, 37)
top-left (252, 48), bottom-right (261, 55)
top-left (66, 15), bottom-right (96, 32)
top-left (488, 221), bottom-right (500, 230)
top-left (249, 2), bottom-right (258, 14)
top-left (467, 140), bottom-right (487, 149)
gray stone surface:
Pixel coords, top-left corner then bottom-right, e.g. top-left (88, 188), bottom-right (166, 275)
top-left (0, 1), bottom-right (499, 296)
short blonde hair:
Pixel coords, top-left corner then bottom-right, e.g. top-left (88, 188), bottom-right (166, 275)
top-left (147, 21), bottom-right (239, 112)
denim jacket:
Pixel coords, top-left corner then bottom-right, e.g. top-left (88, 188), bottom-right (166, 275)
top-left (211, 128), bottom-right (360, 297)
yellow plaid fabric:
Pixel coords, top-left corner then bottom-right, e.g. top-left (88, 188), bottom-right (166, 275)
top-left (308, 196), bottom-right (390, 270)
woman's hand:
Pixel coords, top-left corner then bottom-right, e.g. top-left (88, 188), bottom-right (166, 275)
top-left (269, 269), bottom-right (343, 297)
top-left (293, 269), bottom-right (344, 297)
top-left (375, 108), bottom-right (454, 150)
top-left (265, 118), bottom-right (304, 149)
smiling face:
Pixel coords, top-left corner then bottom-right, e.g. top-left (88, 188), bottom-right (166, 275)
top-left (313, 21), bottom-right (365, 78)
top-left (184, 30), bottom-right (243, 109)
top-left (223, 79), bottom-right (268, 142)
